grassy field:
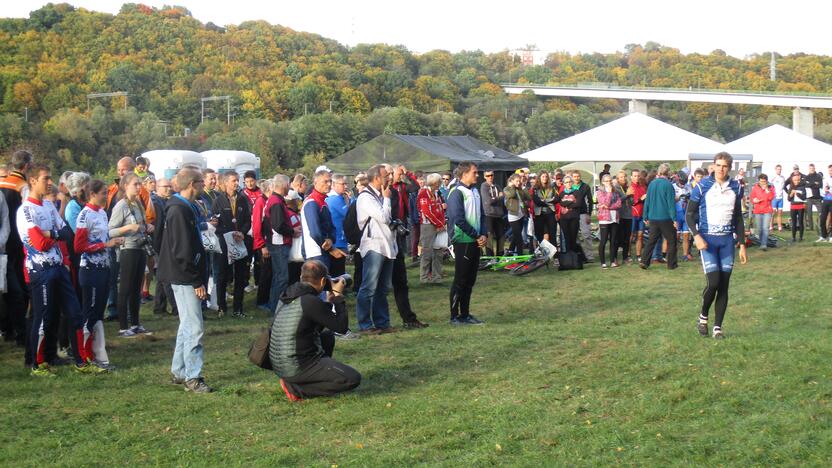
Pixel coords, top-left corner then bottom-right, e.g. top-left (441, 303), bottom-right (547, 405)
top-left (0, 240), bottom-right (830, 466)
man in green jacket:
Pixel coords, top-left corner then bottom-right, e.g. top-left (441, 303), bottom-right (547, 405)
top-left (640, 163), bottom-right (678, 270)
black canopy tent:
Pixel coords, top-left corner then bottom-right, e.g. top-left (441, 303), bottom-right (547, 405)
top-left (327, 134), bottom-right (526, 185)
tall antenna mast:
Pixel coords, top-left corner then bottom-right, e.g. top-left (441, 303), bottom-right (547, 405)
top-left (770, 52), bottom-right (776, 82)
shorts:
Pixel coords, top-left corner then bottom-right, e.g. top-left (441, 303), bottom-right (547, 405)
top-left (772, 197), bottom-right (783, 209)
top-left (676, 209), bottom-right (689, 233)
top-left (699, 233), bottom-right (735, 274)
top-left (631, 216), bottom-right (645, 233)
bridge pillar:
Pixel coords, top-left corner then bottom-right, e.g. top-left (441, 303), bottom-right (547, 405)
top-left (628, 99), bottom-right (648, 114)
top-left (792, 107), bottom-right (814, 137)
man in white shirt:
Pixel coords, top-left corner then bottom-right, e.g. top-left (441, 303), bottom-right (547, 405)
top-left (355, 164), bottom-right (397, 334)
top-left (769, 164), bottom-right (786, 231)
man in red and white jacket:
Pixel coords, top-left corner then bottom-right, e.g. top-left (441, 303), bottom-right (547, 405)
top-left (417, 173), bottom-right (446, 284)
top-left (265, 175), bottom-right (299, 311)
top-left (251, 179), bottom-right (272, 309)
top-left (17, 164), bottom-right (96, 375)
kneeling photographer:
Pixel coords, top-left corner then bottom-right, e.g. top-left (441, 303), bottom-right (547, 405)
top-left (269, 260), bottom-right (361, 401)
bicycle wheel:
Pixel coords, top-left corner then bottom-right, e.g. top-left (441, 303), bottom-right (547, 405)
top-left (510, 258), bottom-right (548, 276)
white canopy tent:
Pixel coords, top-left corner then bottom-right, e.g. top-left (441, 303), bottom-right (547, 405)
top-left (518, 112), bottom-right (725, 185)
top-left (724, 124), bottom-right (832, 178)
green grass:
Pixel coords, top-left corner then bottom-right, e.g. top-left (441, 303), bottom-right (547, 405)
top-left (1, 240), bottom-right (831, 466)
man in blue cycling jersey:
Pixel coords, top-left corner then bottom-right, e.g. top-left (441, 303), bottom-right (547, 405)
top-left (686, 152), bottom-right (748, 339)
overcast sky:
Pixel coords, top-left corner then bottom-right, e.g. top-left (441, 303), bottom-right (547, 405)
top-left (2, 0), bottom-right (829, 58)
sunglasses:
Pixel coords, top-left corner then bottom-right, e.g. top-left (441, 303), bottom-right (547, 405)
top-left (485, 174), bottom-right (493, 177)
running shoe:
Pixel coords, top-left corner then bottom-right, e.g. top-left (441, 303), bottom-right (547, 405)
top-left (403, 320), bottom-right (430, 329)
top-left (713, 327), bottom-right (725, 339)
top-left (184, 378), bottom-right (213, 393)
top-left (601, 263), bottom-right (608, 269)
top-left (459, 315), bottom-right (484, 325)
top-left (697, 320), bottom-right (708, 337)
top-left (816, 237), bottom-right (827, 243)
top-left (74, 362), bottom-right (107, 374)
top-left (118, 329), bottom-right (137, 338)
top-left (449, 317), bottom-right (463, 326)
top-left (131, 325), bottom-right (151, 335)
top-left (93, 361), bottom-right (115, 372)
top-left (334, 330), bottom-right (361, 340)
top-left (232, 311), bottom-right (248, 318)
top-left (31, 363), bottom-right (56, 377)
top-left (280, 379), bottom-right (302, 402)
top-left (244, 284), bottom-right (257, 293)
top-left (611, 262), bottom-right (620, 268)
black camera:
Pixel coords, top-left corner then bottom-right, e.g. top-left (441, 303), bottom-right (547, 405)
top-left (389, 219), bottom-right (410, 237)
top-left (325, 274), bottom-right (353, 291)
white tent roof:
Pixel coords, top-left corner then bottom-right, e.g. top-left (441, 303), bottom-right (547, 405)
top-left (724, 124), bottom-right (832, 169)
top-left (519, 112), bottom-right (724, 162)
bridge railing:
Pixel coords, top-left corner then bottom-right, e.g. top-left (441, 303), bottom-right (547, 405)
top-left (500, 82), bottom-right (832, 98)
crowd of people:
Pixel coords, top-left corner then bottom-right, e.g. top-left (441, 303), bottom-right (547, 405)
top-left (0, 148), bottom-right (830, 401)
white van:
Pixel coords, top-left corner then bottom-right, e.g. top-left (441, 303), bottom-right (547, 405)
top-left (141, 150), bottom-right (206, 181)
top-left (201, 150), bottom-right (261, 187)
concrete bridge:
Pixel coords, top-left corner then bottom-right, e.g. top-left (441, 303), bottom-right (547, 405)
top-left (502, 84), bottom-right (832, 137)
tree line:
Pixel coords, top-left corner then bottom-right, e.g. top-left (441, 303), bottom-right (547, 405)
top-left (2, 3), bottom-right (832, 177)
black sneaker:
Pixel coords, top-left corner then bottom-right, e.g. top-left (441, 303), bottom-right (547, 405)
top-left (459, 315), bottom-right (484, 325)
top-left (184, 377), bottom-right (213, 393)
top-left (449, 317), bottom-right (463, 326)
top-left (233, 311), bottom-right (248, 318)
top-left (697, 320), bottom-right (708, 337)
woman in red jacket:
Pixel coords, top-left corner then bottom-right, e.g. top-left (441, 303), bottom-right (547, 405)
top-left (417, 173), bottom-right (446, 284)
top-left (750, 174), bottom-right (775, 250)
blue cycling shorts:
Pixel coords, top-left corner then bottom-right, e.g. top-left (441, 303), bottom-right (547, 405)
top-left (699, 233), bottom-right (735, 274)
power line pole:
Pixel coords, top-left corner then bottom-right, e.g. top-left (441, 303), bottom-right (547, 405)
top-left (201, 96), bottom-right (231, 125)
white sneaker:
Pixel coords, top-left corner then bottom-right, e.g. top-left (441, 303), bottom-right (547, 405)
top-left (815, 237), bottom-right (827, 243)
top-left (118, 329), bottom-right (136, 338)
top-left (244, 284), bottom-right (257, 293)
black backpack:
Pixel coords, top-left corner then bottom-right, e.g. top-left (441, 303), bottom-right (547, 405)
top-left (343, 191), bottom-right (369, 245)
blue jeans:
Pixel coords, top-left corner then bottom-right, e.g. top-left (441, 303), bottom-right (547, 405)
top-left (170, 284), bottom-right (205, 381)
top-left (700, 234), bottom-right (735, 274)
top-left (753, 213), bottom-right (772, 248)
top-left (355, 251), bottom-right (393, 330)
top-left (268, 244), bottom-right (289, 312)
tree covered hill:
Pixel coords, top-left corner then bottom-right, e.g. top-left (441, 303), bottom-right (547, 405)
top-left (2, 3), bottom-right (832, 176)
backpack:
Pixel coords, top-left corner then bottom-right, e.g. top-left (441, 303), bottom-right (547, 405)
top-left (557, 251), bottom-right (584, 271)
top-left (343, 192), bottom-right (369, 245)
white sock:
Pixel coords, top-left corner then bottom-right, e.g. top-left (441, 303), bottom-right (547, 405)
top-left (93, 321), bottom-right (109, 363)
